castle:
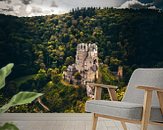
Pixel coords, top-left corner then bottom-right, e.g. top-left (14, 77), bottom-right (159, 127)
top-left (63, 43), bottom-right (98, 85)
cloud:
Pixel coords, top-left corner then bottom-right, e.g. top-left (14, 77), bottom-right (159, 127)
top-left (26, 5), bottom-right (42, 14)
top-left (0, 0), bottom-right (11, 4)
top-left (0, 0), bottom-right (126, 16)
top-left (119, 0), bottom-right (155, 9)
top-left (1, 6), bottom-right (13, 12)
top-left (31, 7), bottom-right (43, 13)
top-left (51, 1), bottom-right (58, 7)
top-left (0, 0), bottom-right (162, 17)
top-left (21, 0), bottom-right (32, 5)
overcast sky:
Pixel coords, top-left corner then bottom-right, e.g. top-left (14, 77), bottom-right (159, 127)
top-left (0, 0), bottom-right (162, 17)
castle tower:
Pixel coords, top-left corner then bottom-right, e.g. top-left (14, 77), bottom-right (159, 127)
top-left (75, 43), bottom-right (89, 72)
top-left (75, 43), bottom-right (98, 83)
top-left (117, 66), bottom-right (123, 79)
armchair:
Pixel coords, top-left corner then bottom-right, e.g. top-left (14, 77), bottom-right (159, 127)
top-left (85, 69), bottom-right (163, 130)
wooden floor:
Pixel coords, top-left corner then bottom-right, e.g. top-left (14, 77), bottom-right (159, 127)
top-left (0, 113), bottom-right (129, 130)
top-left (3, 113), bottom-right (163, 130)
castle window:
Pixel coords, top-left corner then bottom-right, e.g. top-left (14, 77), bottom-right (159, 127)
top-left (93, 59), bottom-right (97, 64)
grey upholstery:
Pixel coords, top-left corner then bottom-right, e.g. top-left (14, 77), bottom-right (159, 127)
top-left (85, 69), bottom-right (163, 122)
top-left (86, 100), bottom-right (163, 122)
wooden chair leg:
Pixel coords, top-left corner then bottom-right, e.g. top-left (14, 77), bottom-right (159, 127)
top-left (141, 90), bottom-right (152, 130)
top-left (92, 113), bottom-right (98, 130)
top-left (141, 121), bottom-right (149, 130)
top-left (121, 121), bottom-right (127, 130)
top-left (157, 91), bottom-right (163, 114)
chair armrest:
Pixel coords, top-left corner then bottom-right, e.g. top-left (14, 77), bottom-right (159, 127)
top-left (137, 86), bottom-right (163, 92)
top-left (88, 83), bottom-right (118, 101)
top-left (137, 86), bottom-right (163, 116)
top-left (88, 83), bottom-right (118, 89)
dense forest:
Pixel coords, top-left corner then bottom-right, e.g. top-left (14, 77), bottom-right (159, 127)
top-left (0, 8), bottom-right (163, 112)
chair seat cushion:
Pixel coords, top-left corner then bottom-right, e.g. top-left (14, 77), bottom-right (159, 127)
top-left (85, 100), bottom-right (163, 122)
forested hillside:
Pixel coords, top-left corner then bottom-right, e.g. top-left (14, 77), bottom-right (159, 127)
top-left (0, 8), bottom-right (163, 112)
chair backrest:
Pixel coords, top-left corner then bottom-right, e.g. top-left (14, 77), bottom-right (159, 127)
top-left (122, 68), bottom-right (163, 107)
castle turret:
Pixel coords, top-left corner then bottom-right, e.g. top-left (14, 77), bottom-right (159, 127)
top-left (76, 43), bottom-right (89, 72)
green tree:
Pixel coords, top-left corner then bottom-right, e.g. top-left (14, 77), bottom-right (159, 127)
top-left (65, 56), bottom-right (74, 66)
